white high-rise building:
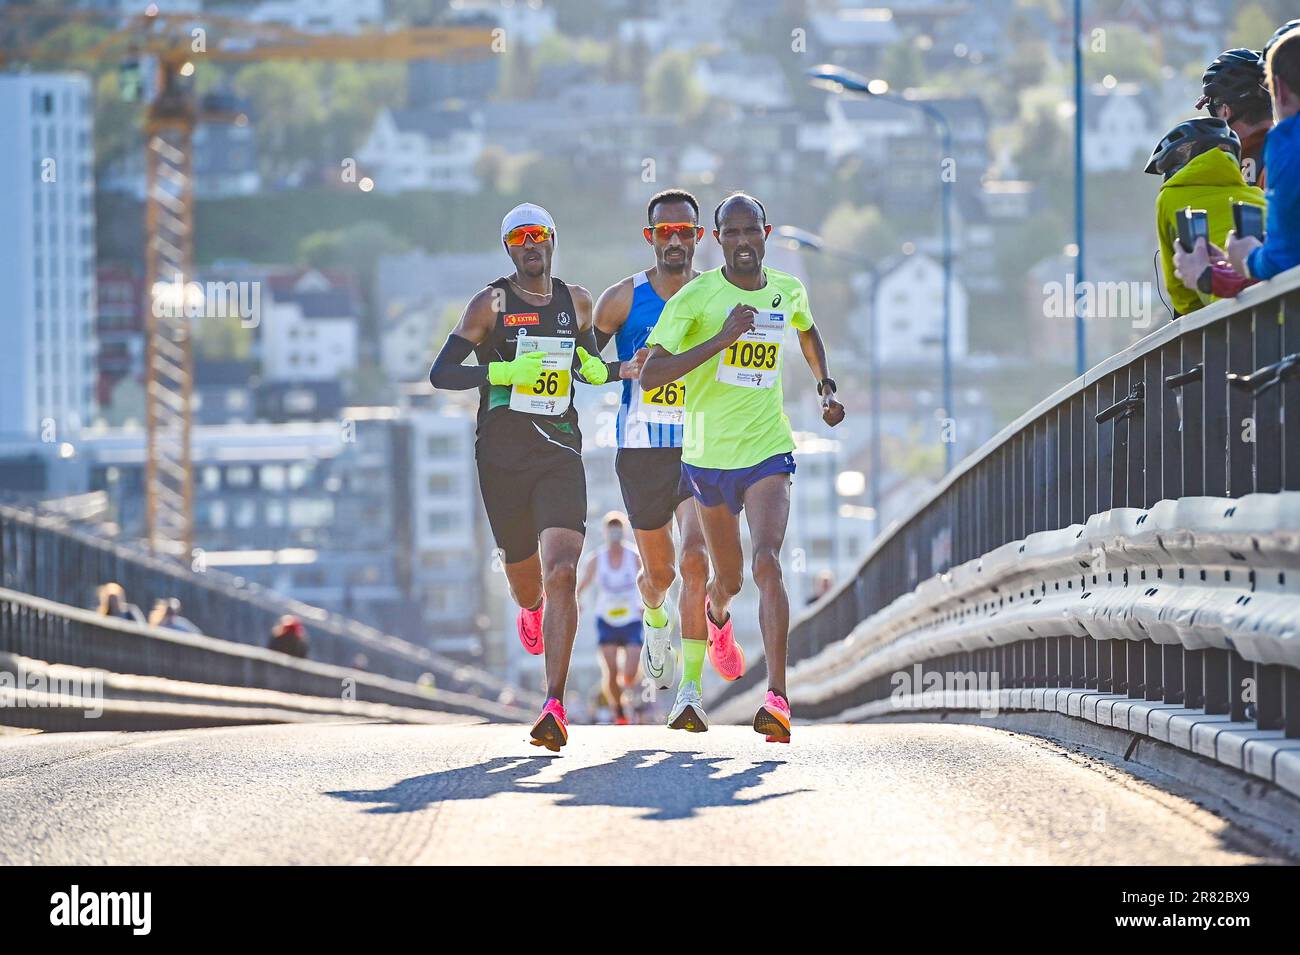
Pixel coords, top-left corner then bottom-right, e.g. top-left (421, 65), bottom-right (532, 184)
top-left (0, 73), bottom-right (97, 443)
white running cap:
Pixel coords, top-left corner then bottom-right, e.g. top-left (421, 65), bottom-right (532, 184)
top-left (500, 202), bottom-right (556, 241)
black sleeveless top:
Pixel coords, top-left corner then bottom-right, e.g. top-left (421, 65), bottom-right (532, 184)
top-left (474, 276), bottom-right (583, 467)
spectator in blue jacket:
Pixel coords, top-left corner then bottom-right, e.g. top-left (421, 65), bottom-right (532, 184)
top-left (1227, 33), bottom-right (1300, 280)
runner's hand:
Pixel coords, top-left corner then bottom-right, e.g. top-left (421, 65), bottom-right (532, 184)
top-left (821, 390), bottom-right (845, 427)
top-left (576, 346), bottom-right (609, 385)
top-left (487, 350), bottom-right (546, 387)
top-left (620, 347), bottom-right (649, 380)
top-left (716, 304), bottom-right (757, 347)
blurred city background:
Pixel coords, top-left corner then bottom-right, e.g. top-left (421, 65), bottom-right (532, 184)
top-left (0, 0), bottom-right (1289, 707)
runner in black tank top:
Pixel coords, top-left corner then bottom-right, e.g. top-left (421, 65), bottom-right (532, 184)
top-left (474, 275), bottom-right (583, 469)
top-left (427, 203), bottom-right (631, 752)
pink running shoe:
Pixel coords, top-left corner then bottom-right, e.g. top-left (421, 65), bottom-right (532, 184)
top-left (529, 697), bottom-right (568, 752)
top-left (705, 597), bottom-right (745, 681)
top-left (753, 690), bottom-right (791, 743)
top-left (516, 599), bottom-right (544, 655)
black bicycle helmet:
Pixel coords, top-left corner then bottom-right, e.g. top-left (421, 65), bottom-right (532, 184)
top-left (1195, 49), bottom-right (1266, 111)
top-left (1264, 19), bottom-right (1299, 58)
top-left (1144, 117), bottom-right (1240, 179)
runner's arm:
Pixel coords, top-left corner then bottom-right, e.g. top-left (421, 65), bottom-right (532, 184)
top-left (797, 324), bottom-right (845, 426)
top-left (640, 303), bottom-right (756, 390)
top-left (427, 288), bottom-right (498, 390)
top-left (796, 323), bottom-right (831, 384)
top-left (575, 553), bottom-right (597, 599)
top-left (593, 279), bottom-right (633, 353)
top-left (570, 285), bottom-right (623, 385)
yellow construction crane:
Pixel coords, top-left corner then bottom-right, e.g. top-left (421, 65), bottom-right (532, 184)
top-left (3, 8), bottom-right (491, 558)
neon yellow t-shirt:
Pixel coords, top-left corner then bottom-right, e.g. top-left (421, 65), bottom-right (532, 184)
top-left (646, 266), bottom-right (813, 469)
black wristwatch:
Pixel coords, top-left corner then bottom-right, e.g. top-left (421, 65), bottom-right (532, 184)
top-left (817, 377), bottom-right (837, 396)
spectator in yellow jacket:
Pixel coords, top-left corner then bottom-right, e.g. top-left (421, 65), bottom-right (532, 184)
top-left (1147, 117), bottom-right (1266, 316)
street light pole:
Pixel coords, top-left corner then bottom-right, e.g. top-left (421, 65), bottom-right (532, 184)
top-left (1073, 0), bottom-right (1087, 375)
top-left (807, 65), bottom-right (955, 472)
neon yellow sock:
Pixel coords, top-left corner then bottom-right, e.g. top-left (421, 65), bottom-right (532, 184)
top-left (680, 638), bottom-right (706, 687)
top-left (643, 601), bottom-right (669, 629)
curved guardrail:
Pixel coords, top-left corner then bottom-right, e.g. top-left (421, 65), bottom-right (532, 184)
top-left (0, 587), bottom-right (531, 728)
top-left (716, 266), bottom-right (1300, 792)
top-left (0, 503), bottom-right (539, 708)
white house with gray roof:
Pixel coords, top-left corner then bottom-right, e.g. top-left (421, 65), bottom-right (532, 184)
top-left (357, 108), bottom-right (484, 194)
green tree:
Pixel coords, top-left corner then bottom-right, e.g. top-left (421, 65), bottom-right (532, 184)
top-left (299, 220), bottom-right (411, 275)
top-left (1230, 4), bottom-right (1279, 50)
top-left (93, 69), bottom-right (144, 174)
top-left (820, 202), bottom-right (899, 265)
top-left (880, 40), bottom-right (924, 90)
top-left (1084, 24), bottom-right (1161, 87)
top-left (233, 61), bottom-right (328, 180)
top-left (194, 315), bottom-right (254, 361)
top-left (326, 62), bottom-right (405, 155)
top-left (644, 49), bottom-right (705, 119)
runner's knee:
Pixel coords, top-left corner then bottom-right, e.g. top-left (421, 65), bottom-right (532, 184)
top-left (713, 568), bottom-right (743, 599)
top-left (643, 563), bottom-right (676, 594)
top-left (752, 548), bottom-right (783, 588)
top-left (543, 558), bottom-right (578, 594)
top-left (678, 546), bottom-right (709, 587)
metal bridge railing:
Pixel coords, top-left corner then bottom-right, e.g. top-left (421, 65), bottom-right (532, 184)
top-left (0, 503), bottom-right (536, 707)
top-left (716, 265), bottom-right (1300, 750)
top-left (0, 587), bottom-right (527, 725)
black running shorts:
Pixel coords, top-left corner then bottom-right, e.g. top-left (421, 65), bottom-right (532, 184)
top-left (615, 446), bottom-right (692, 532)
top-left (477, 449), bottom-right (587, 564)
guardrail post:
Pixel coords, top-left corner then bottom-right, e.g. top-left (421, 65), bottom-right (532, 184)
top-left (1126, 641), bottom-right (1144, 698)
top-left (1035, 637), bottom-right (1048, 687)
top-left (1183, 648), bottom-right (1204, 709)
top-left (1098, 639), bottom-right (1113, 692)
top-left (1204, 648), bottom-right (1229, 714)
top-left (1112, 640), bottom-right (1127, 694)
top-left (1229, 653), bottom-right (1250, 723)
top-left (1144, 641), bottom-right (1162, 701)
top-left (1255, 664), bottom-right (1282, 731)
top-left (1071, 636), bottom-right (1086, 689)
top-left (1162, 645), bottom-right (1183, 704)
top-left (1084, 638), bottom-right (1097, 689)
top-left (1285, 668), bottom-right (1300, 739)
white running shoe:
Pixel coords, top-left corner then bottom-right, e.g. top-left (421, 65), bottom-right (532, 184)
top-left (639, 598), bottom-right (678, 691)
top-left (666, 680), bottom-right (708, 732)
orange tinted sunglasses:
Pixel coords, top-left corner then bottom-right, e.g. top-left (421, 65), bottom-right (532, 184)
top-left (505, 225), bottom-right (554, 247)
top-left (644, 222), bottom-right (704, 242)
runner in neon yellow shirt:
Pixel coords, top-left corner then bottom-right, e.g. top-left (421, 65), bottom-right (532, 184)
top-left (641, 192), bottom-right (846, 743)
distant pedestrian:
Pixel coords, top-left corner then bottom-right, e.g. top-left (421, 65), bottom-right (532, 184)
top-left (268, 615), bottom-right (309, 659)
top-left (807, 570), bottom-right (834, 605)
top-left (148, 598), bottom-right (201, 634)
top-left (96, 582), bottom-right (145, 625)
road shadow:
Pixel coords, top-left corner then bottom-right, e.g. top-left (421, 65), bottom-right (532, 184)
top-left (326, 750), bottom-right (806, 821)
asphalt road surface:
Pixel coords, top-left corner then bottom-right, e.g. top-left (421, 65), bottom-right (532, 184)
top-left (0, 721), bottom-right (1286, 864)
